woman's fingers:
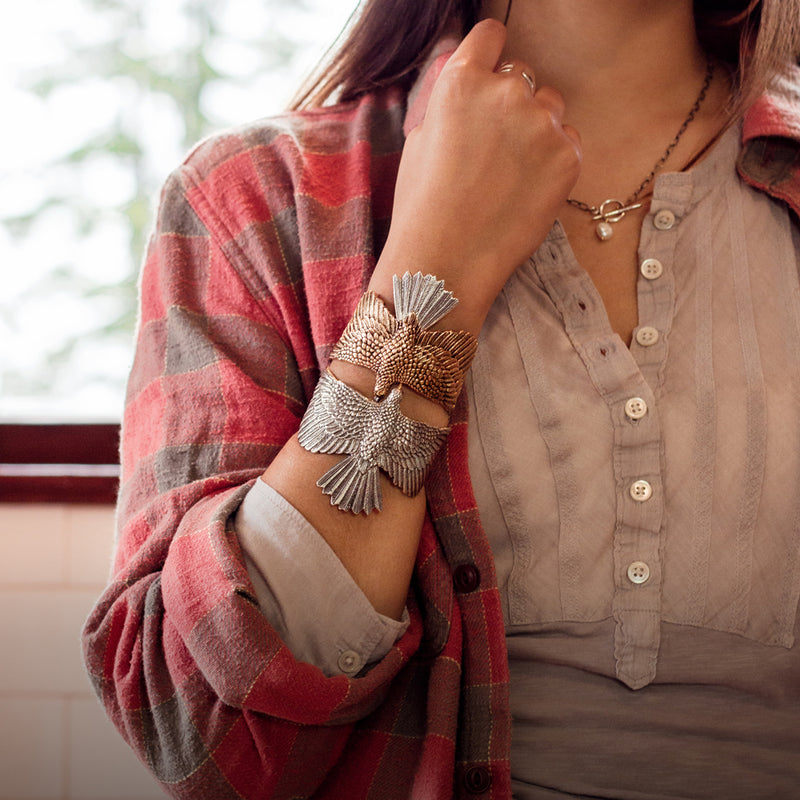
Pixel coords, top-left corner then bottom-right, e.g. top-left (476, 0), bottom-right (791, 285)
top-left (531, 86), bottom-right (565, 121)
top-left (532, 87), bottom-right (582, 159)
top-left (448, 18), bottom-right (507, 72)
top-left (373, 20), bottom-right (583, 333)
top-left (562, 124), bottom-right (583, 159)
top-left (444, 20), bottom-right (538, 99)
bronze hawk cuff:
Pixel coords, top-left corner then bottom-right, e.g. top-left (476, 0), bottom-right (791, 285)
top-left (329, 272), bottom-right (477, 412)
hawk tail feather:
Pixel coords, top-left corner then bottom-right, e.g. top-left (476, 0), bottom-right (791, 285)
top-left (317, 456), bottom-right (383, 515)
top-left (393, 271), bottom-right (458, 330)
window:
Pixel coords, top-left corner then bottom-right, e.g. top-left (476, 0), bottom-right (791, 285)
top-left (0, 423), bottom-right (120, 503)
top-left (1, 0), bottom-right (356, 501)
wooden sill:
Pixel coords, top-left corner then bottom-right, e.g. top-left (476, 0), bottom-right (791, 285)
top-left (0, 423), bottom-right (120, 504)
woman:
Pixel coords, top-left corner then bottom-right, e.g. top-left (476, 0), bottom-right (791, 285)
top-left (83, 1), bottom-right (800, 797)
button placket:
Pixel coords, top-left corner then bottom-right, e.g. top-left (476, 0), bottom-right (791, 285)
top-left (635, 201), bottom-right (678, 374)
top-left (612, 375), bottom-right (664, 687)
top-left (611, 331), bottom-right (665, 687)
top-left (610, 189), bottom-right (681, 687)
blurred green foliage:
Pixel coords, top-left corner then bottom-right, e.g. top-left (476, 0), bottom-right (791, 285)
top-left (2, 0), bottom-right (327, 414)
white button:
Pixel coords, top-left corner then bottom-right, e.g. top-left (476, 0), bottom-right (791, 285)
top-left (640, 258), bottom-right (664, 280)
top-left (625, 397), bottom-right (648, 420)
top-left (337, 650), bottom-right (363, 675)
top-left (627, 561), bottom-right (651, 585)
top-left (636, 326), bottom-right (660, 347)
top-left (654, 209), bottom-right (676, 230)
top-left (630, 480), bottom-right (653, 502)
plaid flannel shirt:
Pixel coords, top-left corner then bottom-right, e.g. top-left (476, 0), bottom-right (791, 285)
top-left (82, 50), bottom-right (800, 799)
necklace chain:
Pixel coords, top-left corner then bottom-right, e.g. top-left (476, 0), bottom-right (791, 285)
top-left (567, 60), bottom-right (715, 240)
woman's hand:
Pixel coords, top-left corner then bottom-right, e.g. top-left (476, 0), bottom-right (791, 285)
top-left (372, 18), bottom-right (582, 335)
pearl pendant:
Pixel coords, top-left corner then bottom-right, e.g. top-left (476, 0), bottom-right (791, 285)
top-left (596, 221), bottom-right (614, 241)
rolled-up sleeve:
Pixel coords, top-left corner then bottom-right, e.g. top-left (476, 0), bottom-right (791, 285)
top-left (235, 479), bottom-right (409, 677)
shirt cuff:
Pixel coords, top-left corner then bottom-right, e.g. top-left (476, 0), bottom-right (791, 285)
top-left (234, 479), bottom-right (409, 677)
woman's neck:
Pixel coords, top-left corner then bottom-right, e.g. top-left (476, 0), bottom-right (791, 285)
top-left (483, 0), bottom-right (706, 112)
top-left (481, 0), bottom-right (731, 204)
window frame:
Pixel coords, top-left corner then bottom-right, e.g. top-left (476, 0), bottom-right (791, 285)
top-left (0, 423), bottom-right (120, 504)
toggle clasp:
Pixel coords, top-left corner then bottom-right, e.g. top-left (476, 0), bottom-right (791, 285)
top-left (591, 199), bottom-right (644, 223)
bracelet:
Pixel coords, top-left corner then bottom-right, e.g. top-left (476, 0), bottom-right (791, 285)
top-left (329, 272), bottom-right (477, 412)
top-left (298, 370), bottom-right (450, 514)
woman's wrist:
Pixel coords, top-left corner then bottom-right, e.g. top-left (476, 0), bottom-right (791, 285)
top-left (329, 359), bottom-right (450, 428)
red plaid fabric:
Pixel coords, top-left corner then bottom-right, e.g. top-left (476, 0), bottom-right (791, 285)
top-left (83, 57), bottom-right (800, 799)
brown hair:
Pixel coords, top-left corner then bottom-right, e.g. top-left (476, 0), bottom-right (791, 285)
top-left (293, 0), bottom-right (800, 111)
top-left (292, 0), bottom-right (481, 109)
top-left (695, 0), bottom-right (800, 109)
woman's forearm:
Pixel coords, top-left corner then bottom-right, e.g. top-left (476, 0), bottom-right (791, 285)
top-left (260, 359), bottom-right (448, 621)
top-left (261, 19), bottom-right (580, 621)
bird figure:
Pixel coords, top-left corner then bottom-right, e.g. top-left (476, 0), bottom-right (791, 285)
top-left (329, 272), bottom-right (477, 411)
top-left (298, 371), bottom-right (450, 514)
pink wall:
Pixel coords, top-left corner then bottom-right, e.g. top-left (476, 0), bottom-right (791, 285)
top-left (0, 504), bottom-right (165, 799)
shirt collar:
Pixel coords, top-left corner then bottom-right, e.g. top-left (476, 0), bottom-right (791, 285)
top-left (742, 65), bottom-right (800, 143)
top-left (739, 64), bottom-right (800, 216)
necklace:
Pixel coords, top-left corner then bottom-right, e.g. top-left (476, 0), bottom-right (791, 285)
top-left (567, 60), bottom-right (714, 242)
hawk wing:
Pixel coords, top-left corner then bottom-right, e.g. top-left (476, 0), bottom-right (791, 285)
top-left (297, 371), bottom-right (375, 455)
top-left (377, 408), bottom-right (450, 497)
top-left (419, 329), bottom-right (478, 373)
top-left (395, 329), bottom-right (478, 410)
top-left (329, 291), bottom-right (396, 371)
